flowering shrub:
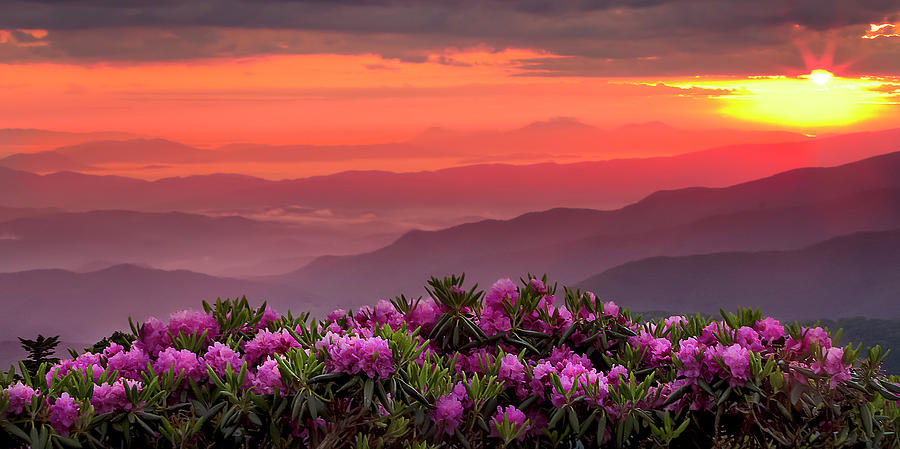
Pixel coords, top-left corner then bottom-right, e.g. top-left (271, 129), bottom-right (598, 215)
top-left (2, 275), bottom-right (900, 449)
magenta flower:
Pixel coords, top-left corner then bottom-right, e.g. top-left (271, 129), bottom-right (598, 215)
top-left (252, 357), bottom-right (285, 395)
top-left (243, 329), bottom-right (300, 364)
top-left (371, 300), bottom-right (404, 329)
top-left (663, 315), bottom-right (687, 330)
top-left (490, 405), bottom-right (531, 441)
top-left (676, 338), bottom-right (704, 379)
top-left (4, 382), bottom-right (38, 415)
top-left (204, 342), bottom-right (244, 376)
top-left (601, 301), bottom-right (619, 317)
top-left (91, 379), bottom-right (141, 415)
top-left (135, 316), bottom-right (169, 356)
top-left (786, 326), bottom-right (832, 354)
top-left (406, 298), bottom-right (442, 333)
top-left (107, 347), bottom-right (150, 381)
top-left (498, 353), bottom-right (525, 385)
top-left (316, 332), bottom-right (394, 379)
top-left (754, 317), bottom-right (785, 342)
top-left (734, 326), bottom-right (765, 353)
top-left (432, 394), bottom-right (465, 435)
top-left (479, 278), bottom-right (519, 335)
top-left (257, 306), bottom-right (281, 330)
top-left (49, 393), bottom-right (80, 435)
top-left (719, 344), bottom-right (751, 386)
top-left (529, 278), bottom-right (548, 295)
top-left (812, 346), bottom-right (852, 388)
top-left (168, 310), bottom-right (220, 342)
top-left (153, 348), bottom-right (205, 383)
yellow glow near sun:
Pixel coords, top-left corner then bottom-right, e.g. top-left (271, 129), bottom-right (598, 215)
top-left (667, 73), bottom-right (895, 129)
top-left (809, 69), bottom-right (833, 85)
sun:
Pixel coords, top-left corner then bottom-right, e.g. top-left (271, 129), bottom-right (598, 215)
top-left (809, 69), bottom-right (833, 86)
top-left (665, 73), bottom-right (895, 129)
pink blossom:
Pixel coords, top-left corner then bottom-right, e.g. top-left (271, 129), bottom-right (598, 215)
top-left (719, 344), bottom-right (751, 386)
top-left (529, 278), bottom-right (548, 295)
top-left (91, 379), bottom-right (142, 415)
top-left (606, 365), bottom-right (628, 386)
top-left (754, 317), bottom-right (785, 342)
top-left (46, 360), bottom-right (76, 386)
top-left (786, 326), bottom-right (832, 354)
top-left (664, 315), bottom-right (687, 330)
top-left (107, 347), bottom-right (150, 381)
top-left (676, 337), bottom-right (703, 379)
top-left (699, 322), bottom-right (723, 346)
top-left (252, 357), bottom-right (285, 395)
top-left (602, 301), bottom-right (619, 317)
top-left (204, 342), bottom-right (244, 376)
top-left (498, 354), bottom-right (525, 385)
top-left (734, 326), bottom-right (765, 352)
top-left (168, 310), bottom-right (220, 342)
top-left (135, 317), bottom-right (169, 356)
top-left (316, 333), bottom-right (394, 379)
top-left (372, 300), bottom-right (404, 329)
top-left (479, 278), bottom-right (518, 335)
top-left (153, 348), bottom-right (205, 383)
top-left (4, 382), bottom-right (38, 415)
top-left (257, 306), bottom-right (281, 330)
top-left (490, 405), bottom-right (530, 441)
top-left (432, 394), bottom-right (465, 435)
top-left (243, 329), bottom-right (300, 364)
top-left (49, 393), bottom-right (79, 435)
top-left (405, 298), bottom-right (441, 333)
top-left (812, 347), bottom-right (852, 388)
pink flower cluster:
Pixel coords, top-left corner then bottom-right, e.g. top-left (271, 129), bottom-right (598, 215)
top-left (491, 405), bottom-right (531, 441)
top-left (432, 382), bottom-right (469, 435)
top-left (91, 379), bottom-right (142, 414)
top-left (316, 332), bottom-right (394, 379)
top-left (20, 276), bottom-right (861, 445)
top-left (48, 393), bottom-right (79, 435)
top-left (479, 278), bottom-right (519, 334)
top-left (3, 382), bottom-right (38, 415)
top-left (243, 329), bottom-right (300, 365)
top-left (530, 348), bottom-right (610, 408)
top-left (154, 348), bottom-right (205, 382)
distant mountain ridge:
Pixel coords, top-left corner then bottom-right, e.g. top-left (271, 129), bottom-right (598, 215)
top-left (0, 121), bottom-right (809, 172)
top-left (575, 227), bottom-right (900, 320)
top-left (274, 150), bottom-right (900, 305)
top-left (1, 128), bottom-right (898, 221)
top-left (0, 209), bottom-right (399, 275)
top-left (5, 148), bottom-right (900, 343)
top-left (0, 264), bottom-right (312, 343)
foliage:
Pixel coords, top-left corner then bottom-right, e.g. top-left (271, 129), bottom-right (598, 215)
top-left (17, 335), bottom-right (60, 379)
top-left (1, 275), bottom-right (898, 448)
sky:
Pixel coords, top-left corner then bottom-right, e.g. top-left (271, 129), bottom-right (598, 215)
top-left (1, 0), bottom-right (899, 145)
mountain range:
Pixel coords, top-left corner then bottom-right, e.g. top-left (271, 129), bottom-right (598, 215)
top-left (1, 127), bottom-right (898, 223)
top-left (0, 120), bottom-right (807, 172)
top-left (0, 264), bottom-right (309, 343)
top-left (0, 210), bottom-right (399, 275)
top-left (4, 126), bottom-right (900, 344)
top-left (576, 228), bottom-right (900, 320)
top-left (275, 150), bottom-right (900, 306)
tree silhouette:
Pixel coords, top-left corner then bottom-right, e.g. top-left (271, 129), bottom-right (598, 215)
top-left (18, 334), bottom-right (60, 377)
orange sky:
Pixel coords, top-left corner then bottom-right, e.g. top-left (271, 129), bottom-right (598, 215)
top-left (1, 41), bottom-right (899, 147)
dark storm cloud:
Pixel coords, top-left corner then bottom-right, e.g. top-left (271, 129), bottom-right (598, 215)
top-left (0, 0), bottom-right (899, 74)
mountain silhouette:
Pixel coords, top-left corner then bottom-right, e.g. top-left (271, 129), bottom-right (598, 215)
top-left (575, 228), bottom-right (900, 320)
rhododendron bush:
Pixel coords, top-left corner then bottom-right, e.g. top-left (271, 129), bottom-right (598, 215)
top-left (2, 275), bottom-right (900, 449)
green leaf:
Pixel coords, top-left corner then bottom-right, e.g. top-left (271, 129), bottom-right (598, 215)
top-left (364, 379), bottom-right (375, 410)
top-left (2, 422), bottom-right (31, 443)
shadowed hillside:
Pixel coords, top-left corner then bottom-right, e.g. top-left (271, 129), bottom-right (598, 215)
top-left (576, 228), bottom-right (900, 319)
top-left (277, 150), bottom-right (900, 305)
top-left (0, 264), bottom-right (312, 343)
